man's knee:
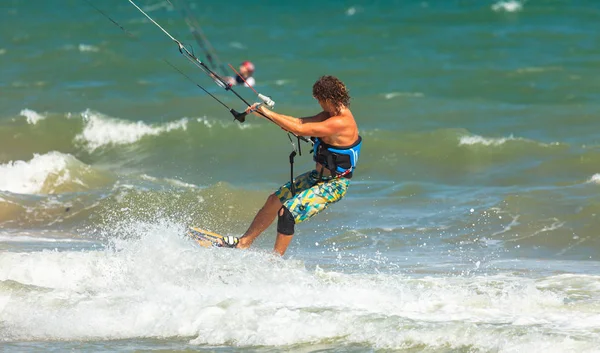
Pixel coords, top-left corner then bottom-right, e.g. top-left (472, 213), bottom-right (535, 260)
top-left (267, 193), bottom-right (282, 207)
top-left (277, 206), bottom-right (295, 235)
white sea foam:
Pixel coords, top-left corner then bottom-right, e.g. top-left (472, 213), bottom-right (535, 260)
top-left (142, 1), bottom-right (172, 12)
top-left (229, 42), bottom-right (247, 50)
top-left (0, 234), bottom-right (90, 243)
top-left (140, 174), bottom-right (198, 189)
top-left (384, 92), bottom-right (424, 99)
top-left (0, 152), bottom-right (90, 195)
top-left (0, 221), bottom-right (599, 351)
top-left (165, 178), bottom-right (197, 189)
top-left (346, 6), bottom-right (357, 16)
top-left (492, 0), bottom-right (523, 12)
top-left (589, 174), bottom-right (600, 184)
top-left (459, 135), bottom-right (515, 146)
top-left (75, 110), bottom-right (188, 151)
top-left (19, 108), bottom-right (46, 125)
top-left (460, 134), bottom-right (561, 148)
top-left (459, 134), bottom-right (517, 146)
top-left (516, 66), bottom-right (562, 74)
top-left (0, 290), bottom-right (10, 319)
top-left (196, 116), bottom-right (254, 130)
top-left (78, 44), bottom-right (99, 53)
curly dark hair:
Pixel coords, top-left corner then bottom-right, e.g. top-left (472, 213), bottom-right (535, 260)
top-left (312, 75), bottom-right (350, 113)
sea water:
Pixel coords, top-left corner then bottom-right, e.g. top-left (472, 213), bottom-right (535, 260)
top-left (1, 0), bottom-right (600, 351)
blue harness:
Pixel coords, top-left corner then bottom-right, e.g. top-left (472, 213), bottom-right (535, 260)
top-left (313, 136), bottom-right (362, 177)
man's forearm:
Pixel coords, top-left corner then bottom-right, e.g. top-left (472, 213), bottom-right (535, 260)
top-left (261, 108), bottom-right (303, 135)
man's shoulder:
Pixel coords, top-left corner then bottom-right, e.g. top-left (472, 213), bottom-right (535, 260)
top-left (315, 111), bottom-right (331, 120)
top-left (244, 77), bottom-right (256, 87)
top-left (340, 107), bottom-right (354, 118)
top-left (330, 109), bottom-right (355, 124)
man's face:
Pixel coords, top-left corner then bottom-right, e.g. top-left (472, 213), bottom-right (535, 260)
top-left (239, 65), bottom-right (252, 77)
top-left (315, 97), bottom-right (327, 111)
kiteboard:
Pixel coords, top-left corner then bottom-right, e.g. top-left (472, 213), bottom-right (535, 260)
top-left (187, 226), bottom-right (225, 248)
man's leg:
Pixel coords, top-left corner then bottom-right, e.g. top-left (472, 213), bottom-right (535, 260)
top-left (273, 177), bottom-right (351, 255)
top-left (238, 171), bottom-right (313, 250)
top-left (274, 233), bottom-right (293, 256)
top-left (238, 193), bottom-right (282, 248)
top-left (273, 205), bottom-right (295, 255)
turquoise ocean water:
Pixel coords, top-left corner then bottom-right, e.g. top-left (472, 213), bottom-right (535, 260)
top-left (2, 0), bottom-right (600, 351)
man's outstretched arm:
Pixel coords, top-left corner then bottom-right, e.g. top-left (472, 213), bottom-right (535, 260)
top-left (252, 106), bottom-right (343, 137)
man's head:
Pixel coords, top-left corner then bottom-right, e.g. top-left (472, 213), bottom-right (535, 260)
top-left (312, 75), bottom-right (350, 114)
top-left (239, 61), bottom-right (255, 77)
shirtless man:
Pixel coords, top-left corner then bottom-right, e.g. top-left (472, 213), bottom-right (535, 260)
top-left (221, 75), bottom-right (362, 255)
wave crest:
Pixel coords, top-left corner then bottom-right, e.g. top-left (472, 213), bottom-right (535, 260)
top-left (0, 151), bottom-right (110, 195)
top-left (19, 109), bottom-right (46, 125)
top-left (75, 110), bottom-right (188, 151)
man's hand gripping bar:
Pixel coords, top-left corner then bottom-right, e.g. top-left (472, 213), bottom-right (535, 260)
top-left (230, 93), bottom-right (275, 123)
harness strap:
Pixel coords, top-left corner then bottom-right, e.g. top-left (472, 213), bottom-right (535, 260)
top-left (287, 136), bottom-right (307, 196)
top-left (289, 150), bottom-right (297, 196)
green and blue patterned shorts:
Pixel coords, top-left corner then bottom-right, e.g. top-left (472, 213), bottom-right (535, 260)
top-left (274, 170), bottom-right (350, 224)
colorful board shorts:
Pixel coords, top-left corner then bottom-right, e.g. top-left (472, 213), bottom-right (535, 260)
top-left (274, 170), bottom-right (351, 224)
